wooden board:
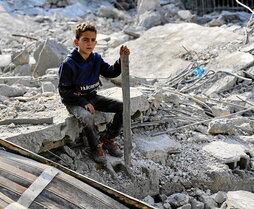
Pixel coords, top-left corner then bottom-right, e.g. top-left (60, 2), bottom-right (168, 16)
top-left (0, 150), bottom-right (128, 209)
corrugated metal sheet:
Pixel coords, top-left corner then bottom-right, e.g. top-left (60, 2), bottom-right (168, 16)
top-left (184, 0), bottom-right (254, 15)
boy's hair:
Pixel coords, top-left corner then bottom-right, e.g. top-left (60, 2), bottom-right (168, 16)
top-left (75, 22), bottom-right (97, 40)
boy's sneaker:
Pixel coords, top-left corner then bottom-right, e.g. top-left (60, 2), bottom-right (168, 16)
top-left (101, 137), bottom-right (123, 158)
top-left (93, 143), bottom-right (107, 164)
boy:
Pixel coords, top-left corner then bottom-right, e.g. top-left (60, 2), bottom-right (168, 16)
top-left (58, 22), bottom-right (130, 163)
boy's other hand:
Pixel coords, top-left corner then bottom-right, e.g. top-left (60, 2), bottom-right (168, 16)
top-left (120, 45), bottom-right (130, 55)
top-left (85, 103), bottom-right (95, 114)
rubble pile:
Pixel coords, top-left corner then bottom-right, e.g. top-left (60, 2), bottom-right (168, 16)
top-left (0, 0), bottom-right (254, 208)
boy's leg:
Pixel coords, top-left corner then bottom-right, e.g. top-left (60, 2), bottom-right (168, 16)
top-left (91, 95), bottom-right (123, 139)
top-left (65, 105), bottom-right (106, 163)
top-left (91, 95), bottom-right (123, 157)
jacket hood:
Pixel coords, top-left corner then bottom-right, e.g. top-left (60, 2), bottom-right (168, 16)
top-left (67, 48), bottom-right (94, 63)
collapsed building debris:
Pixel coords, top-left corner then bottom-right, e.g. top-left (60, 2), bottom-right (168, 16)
top-left (0, 0), bottom-right (254, 208)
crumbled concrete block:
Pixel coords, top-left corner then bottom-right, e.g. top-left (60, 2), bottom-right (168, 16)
top-left (0, 54), bottom-right (11, 67)
top-left (33, 39), bottom-right (68, 77)
top-left (12, 50), bottom-right (29, 66)
top-left (225, 191), bottom-right (254, 209)
top-left (135, 134), bottom-right (181, 165)
top-left (0, 84), bottom-right (26, 97)
top-left (41, 81), bottom-right (56, 93)
top-left (202, 141), bottom-right (250, 169)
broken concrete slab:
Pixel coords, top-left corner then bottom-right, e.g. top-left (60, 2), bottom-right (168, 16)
top-left (11, 50), bottom-right (29, 66)
top-left (41, 81), bottom-right (56, 93)
top-left (203, 73), bottom-right (237, 96)
top-left (98, 87), bottom-right (150, 115)
top-left (206, 51), bottom-right (254, 72)
top-left (0, 84), bottom-right (26, 97)
top-left (13, 64), bottom-right (33, 76)
top-left (33, 39), bottom-right (68, 77)
top-left (202, 141), bottom-right (250, 169)
top-left (1, 108), bottom-right (81, 153)
top-left (134, 134), bottom-right (181, 165)
top-left (0, 54), bottom-right (11, 67)
top-left (224, 191), bottom-right (254, 209)
top-left (105, 22), bottom-right (240, 79)
top-left (208, 117), bottom-right (254, 136)
top-left (0, 76), bottom-right (39, 87)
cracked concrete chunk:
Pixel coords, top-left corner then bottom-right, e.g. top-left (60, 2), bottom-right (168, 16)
top-left (0, 54), bottom-right (11, 67)
top-left (0, 76), bottom-right (39, 87)
top-left (0, 84), bottom-right (26, 97)
top-left (98, 87), bottom-right (150, 115)
top-left (135, 134), bottom-right (181, 165)
top-left (203, 73), bottom-right (237, 96)
top-left (33, 39), bottom-right (68, 77)
top-left (208, 117), bottom-right (254, 136)
top-left (12, 50), bottom-right (29, 66)
top-left (224, 191), bottom-right (254, 209)
top-left (202, 141), bottom-right (250, 169)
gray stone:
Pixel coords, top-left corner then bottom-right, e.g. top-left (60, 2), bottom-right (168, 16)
top-left (211, 105), bottom-right (230, 117)
top-left (143, 195), bottom-right (155, 205)
top-left (0, 76), bottom-right (39, 88)
top-left (178, 203), bottom-right (192, 209)
top-left (41, 81), bottom-right (56, 93)
top-left (224, 191), bottom-right (254, 209)
top-left (177, 10), bottom-right (194, 22)
top-left (12, 50), bottom-right (29, 66)
top-left (240, 43), bottom-right (254, 53)
top-left (202, 141), bottom-right (250, 169)
top-left (108, 31), bottom-right (129, 48)
top-left (167, 193), bottom-right (190, 207)
top-left (208, 117), bottom-right (254, 136)
top-left (0, 54), bottom-right (11, 67)
top-left (39, 74), bottom-right (59, 90)
top-left (1, 109), bottom-right (81, 153)
top-left (137, 10), bottom-right (162, 29)
top-left (33, 39), bottom-right (68, 77)
top-left (13, 64), bottom-right (33, 76)
top-left (163, 202), bottom-right (172, 209)
top-left (97, 5), bottom-right (129, 20)
top-left (135, 134), bottom-right (181, 165)
top-left (0, 84), bottom-right (26, 97)
top-left (63, 145), bottom-right (76, 159)
top-left (212, 191), bottom-right (227, 204)
top-left (191, 199), bottom-right (205, 209)
top-left (137, 0), bottom-right (160, 16)
top-left (203, 74), bottom-right (237, 96)
top-left (199, 195), bottom-right (218, 209)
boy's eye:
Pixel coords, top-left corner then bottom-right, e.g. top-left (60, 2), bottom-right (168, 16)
top-left (82, 38), bottom-right (96, 42)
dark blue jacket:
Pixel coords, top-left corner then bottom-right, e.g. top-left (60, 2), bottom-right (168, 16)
top-left (58, 48), bottom-right (121, 107)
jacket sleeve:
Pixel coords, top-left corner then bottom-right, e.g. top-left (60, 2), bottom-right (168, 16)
top-left (100, 57), bottom-right (121, 78)
top-left (58, 62), bottom-right (89, 107)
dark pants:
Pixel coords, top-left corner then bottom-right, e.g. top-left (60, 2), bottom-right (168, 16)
top-left (66, 94), bottom-right (123, 150)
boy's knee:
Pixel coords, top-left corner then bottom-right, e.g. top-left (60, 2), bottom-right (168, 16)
top-left (78, 111), bottom-right (94, 125)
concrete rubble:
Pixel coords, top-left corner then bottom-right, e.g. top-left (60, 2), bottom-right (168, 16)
top-left (0, 0), bottom-right (254, 208)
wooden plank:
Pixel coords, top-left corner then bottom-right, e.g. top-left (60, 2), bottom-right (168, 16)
top-left (5, 202), bottom-right (28, 209)
top-left (0, 154), bottom-right (128, 209)
top-left (0, 161), bottom-right (88, 209)
top-left (121, 54), bottom-right (132, 167)
top-left (0, 192), bottom-right (28, 209)
top-left (17, 167), bottom-right (58, 208)
top-left (0, 140), bottom-right (156, 209)
top-left (0, 176), bottom-right (53, 209)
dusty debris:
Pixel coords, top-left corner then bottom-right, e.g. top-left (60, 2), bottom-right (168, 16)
top-left (0, 0), bottom-right (254, 208)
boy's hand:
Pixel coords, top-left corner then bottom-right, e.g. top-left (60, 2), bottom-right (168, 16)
top-left (85, 103), bottom-right (95, 114)
top-left (120, 45), bottom-right (130, 55)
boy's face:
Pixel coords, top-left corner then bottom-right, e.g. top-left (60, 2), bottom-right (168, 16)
top-left (74, 30), bottom-right (97, 56)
